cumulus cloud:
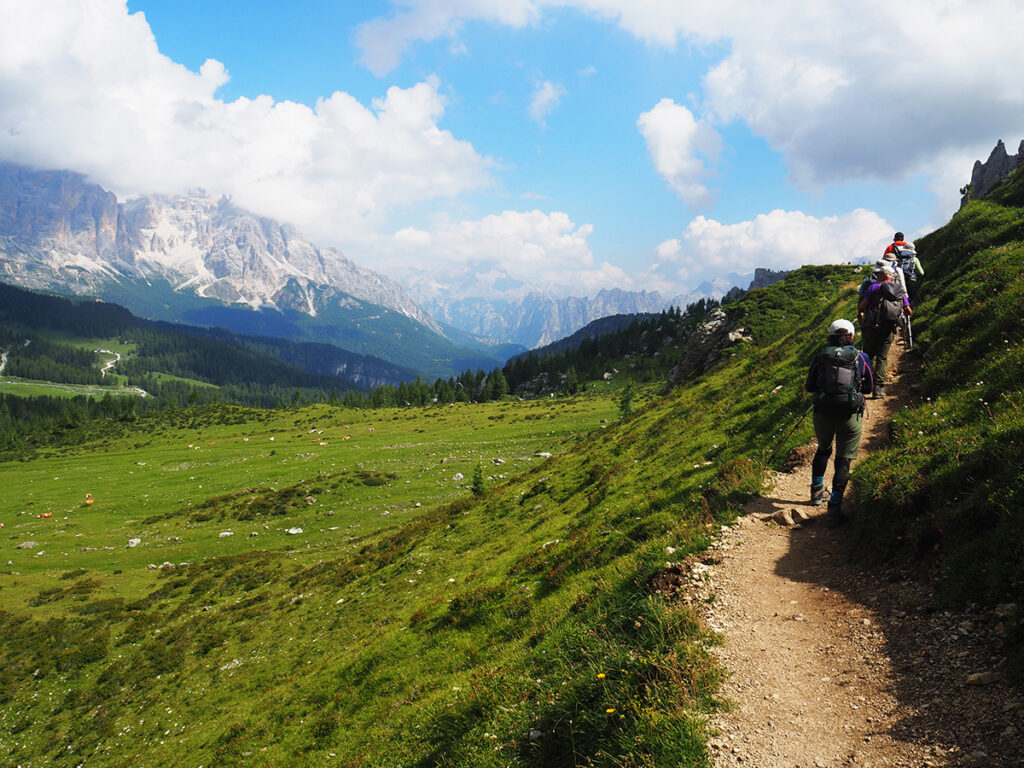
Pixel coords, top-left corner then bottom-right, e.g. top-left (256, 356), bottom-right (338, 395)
top-left (529, 81), bottom-right (566, 128)
top-left (379, 209), bottom-right (629, 299)
top-left (0, 0), bottom-right (493, 247)
top-left (358, 0), bottom-right (1024, 189)
top-left (647, 208), bottom-right (893, 288)
top-left (637, 99), bottom-right (721, 208)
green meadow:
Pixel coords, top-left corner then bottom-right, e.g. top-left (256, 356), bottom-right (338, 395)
top-left (2, 397), bottom-right (617, 586)
top-left (0, 377), bottom-right (143, 399)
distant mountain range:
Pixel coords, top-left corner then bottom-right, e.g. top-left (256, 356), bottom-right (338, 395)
top-left (0, 162), bottom-right (512, 380)
top-left (414, 279), bottom-right (749, 349)
top-left (0, 161), bottom-right (777, 372)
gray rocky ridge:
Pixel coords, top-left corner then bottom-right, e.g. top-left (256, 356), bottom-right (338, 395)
top-left (0, 162), bottom-right (441, 334)
top-left (963, 139), bottom-right (1024, 204)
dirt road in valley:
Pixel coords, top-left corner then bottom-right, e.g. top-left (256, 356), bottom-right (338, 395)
top-left (694, 341), bottom-right (1023, 767)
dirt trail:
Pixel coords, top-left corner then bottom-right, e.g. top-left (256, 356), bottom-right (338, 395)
top-left (697, 341), bottom-right (1024, 768)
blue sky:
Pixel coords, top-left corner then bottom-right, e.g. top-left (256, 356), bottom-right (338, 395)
top-left (2, 1), bottom-right (1021, 302)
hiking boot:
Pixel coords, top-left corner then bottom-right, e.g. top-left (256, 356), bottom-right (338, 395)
top-left (826, 501), bottom-right (845, 527)
top-left (873, 386), bottom-right (886, 399)
top-left (810, 484), bottom-right (829, 506)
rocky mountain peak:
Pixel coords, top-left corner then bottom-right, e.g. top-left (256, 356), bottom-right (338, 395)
top-left (963, 139), bottom-right (1024, 204)
top-left (0, 163), bottom-right (441, 334)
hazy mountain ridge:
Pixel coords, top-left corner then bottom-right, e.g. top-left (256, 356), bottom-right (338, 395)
top-left (418, 277), bottom-right (750, 348)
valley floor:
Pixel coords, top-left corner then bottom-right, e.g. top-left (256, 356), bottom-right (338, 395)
top-left (699, 342), bottom-right (1024, 767)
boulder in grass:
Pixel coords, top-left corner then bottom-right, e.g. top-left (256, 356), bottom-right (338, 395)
top-left (16, 541), bottom-right (39, 549)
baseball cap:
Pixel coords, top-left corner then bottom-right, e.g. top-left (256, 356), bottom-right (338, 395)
top-left (829, 319), bottom-right (855, 336)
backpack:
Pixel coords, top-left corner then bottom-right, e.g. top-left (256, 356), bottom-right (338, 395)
top-left (864, 281), bottom-right (904, 331)
top-left (813, 345), bottom-right (865, 415)
top-left (892, 244), bottom-right (919, 285)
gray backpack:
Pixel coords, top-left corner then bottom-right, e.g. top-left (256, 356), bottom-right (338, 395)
top-left (865, 282), bottom-right (903, 330)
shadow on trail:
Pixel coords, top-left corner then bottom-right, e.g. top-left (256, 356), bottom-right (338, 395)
top-left (764, 343), bottom-right (1021, 766)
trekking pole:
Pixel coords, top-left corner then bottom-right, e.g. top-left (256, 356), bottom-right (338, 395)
top-left (906, 315), bottom-right (913, 349)
top-left (768, 399), bottom-right (814, 467)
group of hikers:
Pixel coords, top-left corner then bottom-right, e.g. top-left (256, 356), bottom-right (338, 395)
top-left (804, 232), bottom-right (923, 525)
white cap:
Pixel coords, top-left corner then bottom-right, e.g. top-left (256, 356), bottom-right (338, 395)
top-left (829, 319), bottom-right (855, 336)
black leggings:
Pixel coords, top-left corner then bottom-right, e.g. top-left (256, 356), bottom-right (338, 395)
top-left (812, 447), bottom-right (852, 500)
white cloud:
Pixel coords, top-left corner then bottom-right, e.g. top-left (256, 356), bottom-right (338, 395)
top-left (529, 81), bottom-right (566, 128)
top-left (379, 209), bottom-right (628, 298)
top-left (0, 0), bottom-right (493, 247)
top-left (647, 208), bottom-right (893, 290)
top-left (637, 99), bottom-right (721, 208)
top-left (356, 0), bottom-right (542, 76)
top-left (358, 0), bottom-right (1024, 191)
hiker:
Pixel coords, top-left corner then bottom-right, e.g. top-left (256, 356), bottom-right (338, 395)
top-left (858, 264), bottom-right (911, 398)
top-left (884, 232), bottom-right (924, 302)
top-left (805, 319), bottom-right (874, 524)
top-left (858, 259), bottom-right (888, 299)
top-left (883, 231), bottom-right (909, 258)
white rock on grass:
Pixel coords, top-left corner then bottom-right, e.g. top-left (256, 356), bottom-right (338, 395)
top-left (218, 531), bottom-right (234, 538)
top-left (16, 541), bottom-right (39, 549)
top-left (127, 538), bottom-right (142, 548)
top-left (286, 527), bottom-right (303, 535)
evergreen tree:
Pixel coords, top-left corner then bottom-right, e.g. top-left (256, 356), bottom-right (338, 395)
top-left (618, 381), bottom-right (636, 419)
top-left (471, 463), bottom-right (486, 497)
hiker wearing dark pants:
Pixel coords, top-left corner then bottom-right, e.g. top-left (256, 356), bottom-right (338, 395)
top-left (859, 264), bottom-right (911, 398)
top-left (805, 319), bottom-right (874, 524)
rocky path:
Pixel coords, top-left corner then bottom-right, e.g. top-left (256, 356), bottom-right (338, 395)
top-left (697, 341), bottom-right (1023, 767)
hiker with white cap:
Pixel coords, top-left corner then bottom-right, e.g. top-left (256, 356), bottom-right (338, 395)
top-left (805, 319), bottom-right (874, 524)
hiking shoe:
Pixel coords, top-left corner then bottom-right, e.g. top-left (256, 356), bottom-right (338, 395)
top-left (810, 485), bottom-right (829, 506)
top-left (873, 386), bottom-right (887, 399)
top-left (826, 502), bottom-right (845, 527)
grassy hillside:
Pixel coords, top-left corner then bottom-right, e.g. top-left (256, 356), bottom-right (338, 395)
top-left (850, 167), bottom-right (1024, 678)
top-left (3, 172), bottom-right (1023, 767)
top-left (1, 264), bottom-right (861, 767)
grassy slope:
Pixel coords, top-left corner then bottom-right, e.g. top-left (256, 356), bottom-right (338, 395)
top-left (0, 266), bottom-right (860, 768)
top-left (850, 169), bottom-right (1024, 677)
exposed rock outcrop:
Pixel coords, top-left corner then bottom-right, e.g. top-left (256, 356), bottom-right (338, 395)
top-left (962, 139), bottom-right (1024, 205)
top-left (663, 309), bottom-right (750, 393)
top-left (748, 268), bottom-right (790, 291)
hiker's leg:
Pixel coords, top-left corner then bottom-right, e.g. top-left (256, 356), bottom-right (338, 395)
top-left (874, 330), bottom-right (895, 387)
top-left (829, 413), bottom-right (863, 519)
top-left (860, 327), bottom-right (881, 383)
top-left (830, 457), bottom-right (852, 503)
top-left (811, 411), bottom-right (836, 503)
